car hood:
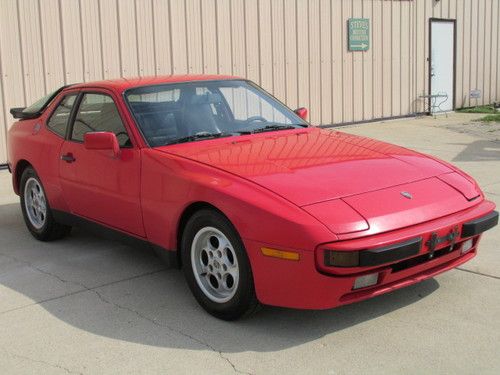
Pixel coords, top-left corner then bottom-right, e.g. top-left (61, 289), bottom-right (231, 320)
top-left (157, 127), bottom-right (461, 206)
top-left (303, 176), bottom-right (480, 235)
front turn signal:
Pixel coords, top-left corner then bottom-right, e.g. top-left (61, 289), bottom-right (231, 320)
top-left (261, 247), bottom-right (300, 261)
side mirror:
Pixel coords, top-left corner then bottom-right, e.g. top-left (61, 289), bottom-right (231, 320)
top-left (84, 132), bottom-right (120, 158)
top-left (294, 107), bottom-right (308, 121)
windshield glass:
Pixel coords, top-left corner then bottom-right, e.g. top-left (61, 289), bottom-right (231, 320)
top-left (125, 80), bottom-right (307, 146)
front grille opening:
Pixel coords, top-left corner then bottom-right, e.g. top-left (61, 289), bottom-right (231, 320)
top-left (391, 244), bottom-right (457, 273)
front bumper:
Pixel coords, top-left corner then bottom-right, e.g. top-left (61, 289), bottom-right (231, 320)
top-left (245, 200), bottom-right (497, 310)
top-left (461, 210), bottom-right (498, 237)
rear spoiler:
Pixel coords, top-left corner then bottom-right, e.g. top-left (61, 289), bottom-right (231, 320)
top-left (10, 107), bottom-right (41, 120)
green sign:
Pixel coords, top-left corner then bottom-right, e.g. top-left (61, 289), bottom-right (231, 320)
top-left (348, 18), bottom-right (369, 51)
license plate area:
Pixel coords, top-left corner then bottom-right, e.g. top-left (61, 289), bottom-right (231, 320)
top-left (391, 243), bottom-right (461, 273)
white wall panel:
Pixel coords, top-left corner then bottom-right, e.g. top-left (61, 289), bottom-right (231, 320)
top-left (136, 0), bottom-right (155, 76)
top-left (60, 0), bottom-right (84, 84)
top-left (0, 0), bottom-right (499, 164)
top-left (153, 0), bottom-right (173, 75)
top-left (99, 0), bottom-right (121, 79)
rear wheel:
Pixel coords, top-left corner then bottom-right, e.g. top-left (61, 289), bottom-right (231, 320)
top-left (20, 167), bottom-right (71, 241)
top-left (182, 209), bottom-right (259, 320)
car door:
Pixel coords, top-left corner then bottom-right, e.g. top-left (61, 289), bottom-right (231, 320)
top-left (39, 92), bottom-right (79, 211)
top-left (59, 90), bottom-right (145, 237)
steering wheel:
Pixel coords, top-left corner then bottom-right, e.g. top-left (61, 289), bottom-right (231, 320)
top-left (245, 116), bottom-right (267, 124)
top-left (115, 131), bottom-right (128, 138)
top-left (115, 131), bottom-right (130, 146)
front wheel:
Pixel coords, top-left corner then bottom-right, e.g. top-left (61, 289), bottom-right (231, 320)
top-left (182, 209), bottom-right (259, 320)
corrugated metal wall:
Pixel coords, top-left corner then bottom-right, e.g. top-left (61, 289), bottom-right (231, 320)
top-left (1, 0), bottom-right (499, 164)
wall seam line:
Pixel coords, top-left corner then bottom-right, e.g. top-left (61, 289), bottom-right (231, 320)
top-left (58, 0), bottom-right (67, 85)
top-left (497, 0), bottom-right (500, 100)
top-left (0, 25), bottom-right (9, 157)
top-left (200, 0), bottom-right (205, 74)
top-left (350, 0), bottom-right (354, 121)
top-left (133, 0), bottom-right (140, 75)
top-left (488, 1), bottom-right (493, 102)
top-left (329, 0), bottom-right (332, 122)
top-left (294, 0), bottom-right (298, 108)
top-left (390, 0), bottom-right (393, 116)
top-left (307, 0), bottom-right (311, 113)
top-left (184, 0), bottom-right (189, 73)
top-left (282, 0), bottom-right (287, 107)
top-left (37, 0), bottom-right (47, 92)
top-left (167, 0), bottom-right (174, 75)
top-left (97, 0), bottom-right (105, 79)
top-left (215, 0), bottom-right (220, 75)
top-left (16, 0), bottom-right (27, 103)
top-left (78, 0), bottom-right (86, 81)
top-left (340, 1), bottom-right (344, 123)
top-left (318, 0), bottom-right (323, 123)
top-left (116, 0), bottom-right (123, 76)
top-left (151, 0), bottom-right (157, 75)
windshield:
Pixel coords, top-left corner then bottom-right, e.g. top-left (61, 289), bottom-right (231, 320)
top-left (125, 80), bottom-right (307, 146)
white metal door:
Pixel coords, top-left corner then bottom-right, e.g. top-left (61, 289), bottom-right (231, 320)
top-left (430, 21), bottom-right (455, 112)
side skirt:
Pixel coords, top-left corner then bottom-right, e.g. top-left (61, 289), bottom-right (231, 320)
top-left (52, 210), bottom-right (180, 268)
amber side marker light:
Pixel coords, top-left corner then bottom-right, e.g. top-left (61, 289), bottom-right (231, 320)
top-left (261, 247), bottom-right (300, 261)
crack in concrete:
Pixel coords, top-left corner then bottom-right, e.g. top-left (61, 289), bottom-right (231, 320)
top-left (0, 266), bottom-right (168, 316)
top-left (456, 267), bottom-right (500, 280)
top-left (3, 349), bottom-right (84, 375)
top-left (482, 180), bottom-right (500, 188)
top-left (483, 190), bottom-right (500, 197)
top-left (0, 252), bottom-right (79, 286)
top-left (90, 288), bottom-right (252, 375)
top-left (0, 252), bottom-right (252, 374)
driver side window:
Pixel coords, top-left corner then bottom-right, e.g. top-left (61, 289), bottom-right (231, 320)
top-left (72, 93), bottom-right (131, 147)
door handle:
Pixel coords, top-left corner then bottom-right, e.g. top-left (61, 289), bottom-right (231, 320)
top-left (61, 153), bottom-right (76, 163)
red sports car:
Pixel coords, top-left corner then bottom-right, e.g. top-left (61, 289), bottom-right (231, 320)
top-left (7, 75), bottom-right (498, 320)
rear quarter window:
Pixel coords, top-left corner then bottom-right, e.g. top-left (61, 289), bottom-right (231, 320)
top-left (47, 95), bottom-right (77, 138)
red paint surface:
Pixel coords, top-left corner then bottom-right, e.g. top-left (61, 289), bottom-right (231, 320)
top-left (7, 75), bottom-right (496, 309)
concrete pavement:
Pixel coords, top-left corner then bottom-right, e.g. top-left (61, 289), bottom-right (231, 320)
top-left (0, 113), bottom-right (499, 374)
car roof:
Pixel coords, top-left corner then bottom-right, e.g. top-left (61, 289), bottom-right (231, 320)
top-left (67, 74), bottom-right (242, 92)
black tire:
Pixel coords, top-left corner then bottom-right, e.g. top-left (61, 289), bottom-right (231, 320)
top-left (19, 166), bottom-right (71, 241)
top-left (181, 209), bottom-right (259, 320)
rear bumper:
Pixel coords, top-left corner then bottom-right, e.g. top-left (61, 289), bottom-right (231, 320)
top-left (245, 201), bottom-right (497, 310)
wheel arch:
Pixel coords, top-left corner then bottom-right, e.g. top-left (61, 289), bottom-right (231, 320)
top-left (13, 159), bottom-right (33, 194)
top-left (176, 201), bottom-right (236, 268)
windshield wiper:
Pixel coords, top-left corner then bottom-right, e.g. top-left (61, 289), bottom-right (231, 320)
top-left (166, 132), bottom-right (232, 145)
top-left (165, 126), bottom-right (298, 145)
top-left (250, 124), bottom-right (297, 133)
